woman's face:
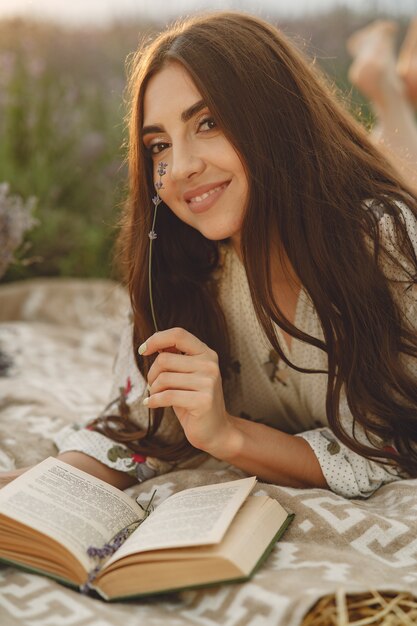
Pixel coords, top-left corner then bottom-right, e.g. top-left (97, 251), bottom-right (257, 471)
top-left (142, 62), bottom-right (248, 245)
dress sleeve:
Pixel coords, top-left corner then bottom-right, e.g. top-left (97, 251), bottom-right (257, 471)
top-left (54, 315), bottom-right (206, 482)
top-left (297, 201), bottom-right (417, 499)
top-left (296, 427), bottom-right (401, 498)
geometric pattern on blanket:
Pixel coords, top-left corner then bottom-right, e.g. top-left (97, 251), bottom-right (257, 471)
top-left (1, 473), bottom-right (417, 626)
top-left (0, 279), bottom-right (416, 626)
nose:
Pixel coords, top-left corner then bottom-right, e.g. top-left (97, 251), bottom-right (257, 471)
top-left (169, 140), bottom-right (205, 182)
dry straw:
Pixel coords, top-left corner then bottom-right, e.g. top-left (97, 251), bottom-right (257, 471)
top-left (302, 590), bottom-right (417, 626)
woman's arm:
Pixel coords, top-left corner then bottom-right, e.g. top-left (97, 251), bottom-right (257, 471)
top-left (209, 415), bottom-right (328, 488)
top-left (137, 327), bottom-right (404, 495)
top-left (0, 452), bottom-right (137, 489)
top-left (141, 327), bottom-right (329, 489)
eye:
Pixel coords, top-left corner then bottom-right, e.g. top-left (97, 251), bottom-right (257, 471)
top-left (198, 116), bottom-right (217, 132)
top-left (146, 141), bottom-right (171, 156)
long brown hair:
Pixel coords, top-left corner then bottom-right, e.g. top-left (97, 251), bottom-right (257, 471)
top-left (95, 11), bottom-right (417, 475)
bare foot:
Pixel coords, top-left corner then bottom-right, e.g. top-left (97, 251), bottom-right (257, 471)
top-left (347, 20), bottom-right (403, 108)
top-left (397, 17), bottom-right (417, 106)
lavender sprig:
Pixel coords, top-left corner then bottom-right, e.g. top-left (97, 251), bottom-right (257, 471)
top-left (81, 489), bottom-right (157, 594)
top-left (148, 161), bottom-right (167, 332)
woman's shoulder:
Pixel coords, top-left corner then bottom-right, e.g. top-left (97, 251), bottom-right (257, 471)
top-left (363, 197), bottom-right (417, 286)
top-left (364, 197), bottom-right (417, 247)
top-left (364, 196), bottom-right (417, 227)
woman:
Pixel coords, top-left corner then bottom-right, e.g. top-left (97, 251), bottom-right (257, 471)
top-left (3, 11), bottom-right (417, 498)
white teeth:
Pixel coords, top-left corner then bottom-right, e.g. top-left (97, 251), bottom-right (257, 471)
top-left (189, 184), bottom-right (226, 203)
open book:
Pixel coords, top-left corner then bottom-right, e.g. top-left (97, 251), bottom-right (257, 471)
top-left (0, 458), bottom-right (293, 600)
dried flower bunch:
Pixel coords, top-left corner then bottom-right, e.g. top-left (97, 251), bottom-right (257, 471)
top-left (82, 490), bottom-right (157, 594)
top-left (0, 183), bottom-right (37, 279)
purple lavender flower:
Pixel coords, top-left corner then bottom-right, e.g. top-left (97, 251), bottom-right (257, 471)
top-left (157, 161), bottom-right (168, 177)
top-left (80, 566), bottom-right (101, 595)
top-left (82, 490), bottom-right (157, 594)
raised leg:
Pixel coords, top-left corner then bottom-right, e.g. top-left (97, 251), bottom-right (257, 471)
top-left (397, 17), bottom-right (417, 105)
top-left (347, 19), bottom-right (417, 192)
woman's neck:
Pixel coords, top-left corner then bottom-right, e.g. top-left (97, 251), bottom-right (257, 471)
top-left (231, 237), bottom-right (300, 291)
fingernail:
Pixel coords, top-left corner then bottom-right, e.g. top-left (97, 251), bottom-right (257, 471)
top-left (146, 383), bottom-right (151, 392)
top-left (143, 397), bottom-right (149, 406)
top-left (138, 341), bottom-right (147, 356)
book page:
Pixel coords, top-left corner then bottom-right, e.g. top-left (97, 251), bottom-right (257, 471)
top-left (0, 458), bottom-right (142, 570)
top-left (107, 476), bottom-right (257, 565)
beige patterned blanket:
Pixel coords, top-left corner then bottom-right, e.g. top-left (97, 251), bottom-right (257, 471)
top-left (0, 279), bottom-right (416, 626)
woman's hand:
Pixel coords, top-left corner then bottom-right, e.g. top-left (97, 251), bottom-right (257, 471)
top-left (139, 327), bottom-right (239, 458)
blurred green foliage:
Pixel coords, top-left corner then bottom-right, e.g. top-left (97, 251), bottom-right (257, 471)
top-left (0, 9), bottom-right (409, 280)
top-left (0, 19), bottom-right (152, 280)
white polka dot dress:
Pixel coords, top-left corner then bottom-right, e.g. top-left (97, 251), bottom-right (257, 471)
top-left (56, 203), bottom-right (417, 498)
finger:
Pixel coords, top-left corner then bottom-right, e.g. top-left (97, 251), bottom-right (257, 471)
top-left (143, 389), bottom-right (211, 411)
top-left (148, 353), bottom-right (219, 387)
top-left (149, 372), bottom-right (209, 395)
top-left (138, 327), bottom-right (210, 358)
top-left (147, 351), bottom-right (197, 386)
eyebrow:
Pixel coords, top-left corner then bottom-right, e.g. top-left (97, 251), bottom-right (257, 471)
top-left (141, 99), bottom-right (206, 138)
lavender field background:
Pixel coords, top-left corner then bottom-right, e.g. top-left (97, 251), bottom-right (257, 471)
top-left (0, 8), bottom-right (411, 281)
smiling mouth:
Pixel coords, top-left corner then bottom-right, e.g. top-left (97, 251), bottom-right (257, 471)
top-left (187, 182), bottom-right (229, 204)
